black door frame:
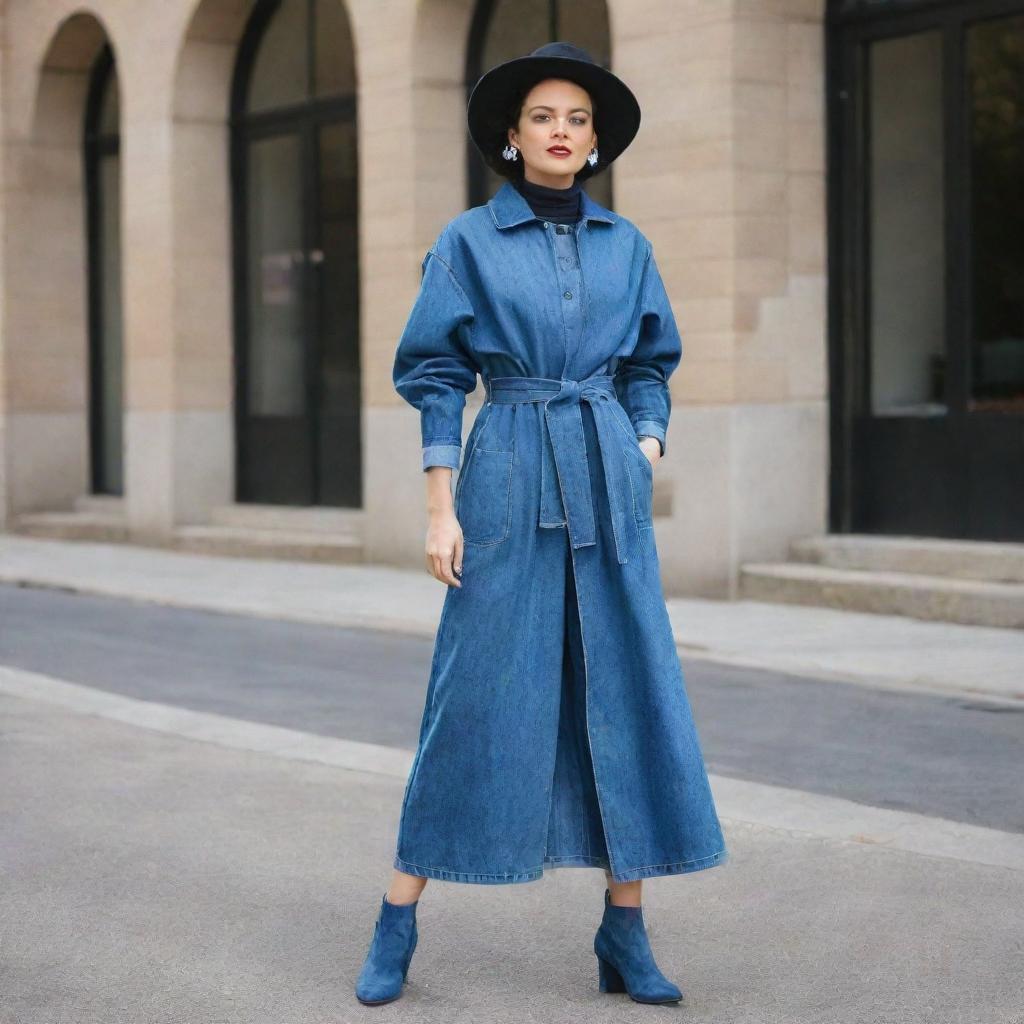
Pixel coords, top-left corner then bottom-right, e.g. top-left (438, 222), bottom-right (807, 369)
top-left (826, 0), bottom-right (1024, 539)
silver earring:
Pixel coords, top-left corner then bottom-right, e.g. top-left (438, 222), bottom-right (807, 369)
top-left (587, 148), bottom-right (599, 167)
top-left (502, 144), bottom-right (519, 162)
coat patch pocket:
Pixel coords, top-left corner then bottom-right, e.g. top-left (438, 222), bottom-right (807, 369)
top-left (622, 444), bottom-right (654, 528)
top-left (456, 446), bottom-right (513, 546)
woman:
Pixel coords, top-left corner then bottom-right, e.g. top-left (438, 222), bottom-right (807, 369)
top-left (356, 42), bottom-right (728, 1007)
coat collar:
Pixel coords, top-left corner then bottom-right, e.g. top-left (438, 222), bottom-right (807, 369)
top-left (487, 180), bottom-right (618, 230)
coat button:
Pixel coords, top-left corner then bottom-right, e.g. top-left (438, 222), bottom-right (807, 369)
top-left (563, 290), bottom-right (572, 299)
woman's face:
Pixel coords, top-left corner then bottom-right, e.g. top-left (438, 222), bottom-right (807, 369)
top-left (507, 78), bottom-right (597, 189)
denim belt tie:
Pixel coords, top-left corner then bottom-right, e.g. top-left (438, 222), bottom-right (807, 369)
top-left (486, 374), bottom-right (633, 565)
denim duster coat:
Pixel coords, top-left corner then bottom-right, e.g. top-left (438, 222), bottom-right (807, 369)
top-left (391, 180), bottom-right (728, 884)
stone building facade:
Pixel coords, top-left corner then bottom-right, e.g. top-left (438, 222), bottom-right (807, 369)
top-left (1, 0), bottom-right (1020, 599)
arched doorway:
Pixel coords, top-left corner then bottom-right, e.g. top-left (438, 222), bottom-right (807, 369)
top-left (465, 0), bottom-right (613, 209)
top-left (84, 44), bottom-right (123, 497)
top-left (231, 0), bottom-right (360, 507)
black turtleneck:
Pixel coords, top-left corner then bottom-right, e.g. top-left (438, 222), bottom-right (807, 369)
top-left (513, 176), bottom-right (582, 224)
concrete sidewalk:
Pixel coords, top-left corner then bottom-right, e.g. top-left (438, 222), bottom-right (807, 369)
top-left (2, 534), bottom-right (1021, 703)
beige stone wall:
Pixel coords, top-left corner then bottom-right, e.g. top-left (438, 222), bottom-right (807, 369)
top-left (0, 0), bottom-right (830, 595)
top-left (0, 3), bottom-right (7, 525)
top-left (611, 0), bottom-right (828, 594)
top-left (1, 8), bottom-right (104, 521)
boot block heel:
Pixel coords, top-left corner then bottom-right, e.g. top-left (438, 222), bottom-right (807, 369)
top-left (593, 888), bottom-right (684, 1004)
top-left (402, 932), bottom-right (418, 982)
top-left (597, 954), bottom-right (626, 993)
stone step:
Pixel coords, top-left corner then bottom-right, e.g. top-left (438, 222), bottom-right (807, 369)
top-left (11, 511), bottom-right (130, 543)
top-left (172, 525), bottom-right (363, 565)
top-left (789, 534), bottom-right (1024, 584)
top-left (739, 561), bottom-right (1024, 629)
top-left (73, 494), bottom-right (125, 515)
top-left (208, 503), bottom-right (363, 537)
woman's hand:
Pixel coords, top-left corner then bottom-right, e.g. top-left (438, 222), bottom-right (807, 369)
top-left (424, 466), bottom-right (463, 587)
top-left (638, 436), bottom-right (662, 467)
top-left (425, 509), bottom-right (464, 587)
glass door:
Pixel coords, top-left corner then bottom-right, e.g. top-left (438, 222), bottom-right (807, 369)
top-left (315, 118), bottom-right (361, 507)
top-left (828, 0), bottom-right (1024, 540)
top-left (231, 0), bottom-right (360, 507)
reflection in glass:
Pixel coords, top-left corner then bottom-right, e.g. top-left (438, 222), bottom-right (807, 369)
top-left (246, 134), bottom-right (306, 416)
top-left (868, 30), bottom-right (946, 416)
top-left (968, 14), bottom-right (1024, 413)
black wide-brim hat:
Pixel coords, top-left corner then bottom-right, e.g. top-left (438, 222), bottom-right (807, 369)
top-left (467, 42), bottom-right (641, 182)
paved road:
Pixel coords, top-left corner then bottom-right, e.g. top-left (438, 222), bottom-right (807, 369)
top-left (3, 581), bottom-right (1022, 833)
top-left (4, 684), bottom-right (1023, 1024)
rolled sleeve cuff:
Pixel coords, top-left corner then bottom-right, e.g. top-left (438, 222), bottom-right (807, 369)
top-left (633, 419), bottom-right (666, 458)
top-left (422, 444), bottom-right (462, 471)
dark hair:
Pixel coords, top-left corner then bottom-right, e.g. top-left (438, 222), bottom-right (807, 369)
top-left (486, 77), bottom-right (601, 182)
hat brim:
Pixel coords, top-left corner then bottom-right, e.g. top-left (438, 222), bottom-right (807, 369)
top-left (467, 54), bottom-right (641, 181)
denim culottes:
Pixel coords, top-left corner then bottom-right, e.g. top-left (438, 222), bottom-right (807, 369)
top-left (390, 182), bottom-right (729, 884)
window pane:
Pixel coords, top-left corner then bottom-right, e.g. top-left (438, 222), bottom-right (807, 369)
top-left (314, 0), bottom-right (355, 98)
top-left (867, 30), bottom-right (946, 416)
top-left (246, 133), bottom-right (306, 416)
top-left (967, 14), bottom-right (1024, 413)
top-left (98, 67), bottom-right (119, 136)
top-left (99, 152), bottom-right (123, 493)
top-left (317, 119), bottom-right (359, 414)
top-left (555, 0), bottom-right (611, 72)
top-left (248, 0), bottom-right (309, 113)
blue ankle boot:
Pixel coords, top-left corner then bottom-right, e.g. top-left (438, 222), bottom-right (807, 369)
top-left (355, 892), bottom-right (419, 1005)
top-left (593, 888), bottom-right (684, 1004)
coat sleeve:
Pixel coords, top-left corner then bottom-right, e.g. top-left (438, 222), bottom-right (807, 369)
top-left (392, 237), bottom-right (479, 471)
top-left (613, 242), bottom-right (682, 458)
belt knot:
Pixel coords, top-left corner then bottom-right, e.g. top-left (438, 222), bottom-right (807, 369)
top-left (556, 378), bottom-right (581, 403)
top-left (484, 373), bottom-right (631, 564)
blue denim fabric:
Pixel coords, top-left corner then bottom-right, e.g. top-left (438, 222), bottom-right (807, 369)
top-left (390, 181), bottom-right (728, 884)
